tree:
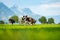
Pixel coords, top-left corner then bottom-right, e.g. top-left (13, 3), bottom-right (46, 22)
top-left (9, 19), bottom-right (15, 24)
top-left (48, 18), bottom-right (54, 24)
top-left (39, 16), bottom-right (47, 24)
top-left (0, 21), bottom-right (4, 24)
top-left (10, 15), bottom-right (18, 23)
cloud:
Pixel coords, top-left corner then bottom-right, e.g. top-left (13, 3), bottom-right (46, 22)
top-left (40, 2), bottom-right (60, 8)
top-left (27, 2), bottom-right (60, 16)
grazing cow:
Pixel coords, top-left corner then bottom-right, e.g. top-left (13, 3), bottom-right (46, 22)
top-left (9, 19), bottom-right (15, 24)
top-left (20, 15), bottom-right (36, 25)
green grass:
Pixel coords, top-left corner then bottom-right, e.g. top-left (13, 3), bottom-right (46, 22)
top-left (0, 24), bottom-right (60, 40)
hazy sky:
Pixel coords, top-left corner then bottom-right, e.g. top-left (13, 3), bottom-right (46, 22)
top-left (0, 0), bottom-right (60, 16)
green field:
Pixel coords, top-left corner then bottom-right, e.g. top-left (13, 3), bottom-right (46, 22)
top-left (0, 24), bottom-right (60, 40)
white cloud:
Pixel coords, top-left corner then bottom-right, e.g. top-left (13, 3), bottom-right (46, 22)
top-left (27, 2), bottom-right (60, 16)
top-left (40, 2), bottom-right (60, 8)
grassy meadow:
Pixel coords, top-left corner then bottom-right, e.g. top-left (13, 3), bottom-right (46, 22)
top-left (0, 24), bottom-right (60, 40)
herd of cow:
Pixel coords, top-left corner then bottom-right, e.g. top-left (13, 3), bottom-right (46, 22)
top-left (9, 15), bottom-right (36, 25)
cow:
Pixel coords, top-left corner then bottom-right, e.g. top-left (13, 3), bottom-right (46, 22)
top-left (20, 15), bottom-right (36, 25)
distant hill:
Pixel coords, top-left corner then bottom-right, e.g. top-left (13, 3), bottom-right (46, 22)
top-left (0, 2), bottom-right (15, 22)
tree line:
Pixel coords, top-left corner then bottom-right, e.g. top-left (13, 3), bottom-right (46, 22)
top-left (39, 16), bottom-right (54, 24)
top-left (0, 15), bottom-right (60, 24)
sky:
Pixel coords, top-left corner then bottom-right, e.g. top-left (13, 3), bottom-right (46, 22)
top-left (0, 0), bottom-right (60, 16)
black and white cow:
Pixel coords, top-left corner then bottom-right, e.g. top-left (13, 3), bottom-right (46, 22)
top-left (20, 15), bottom-right (36, 25)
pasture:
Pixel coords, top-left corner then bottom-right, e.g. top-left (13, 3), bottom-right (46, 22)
top-left (0, 24), bottom-right (60, 40)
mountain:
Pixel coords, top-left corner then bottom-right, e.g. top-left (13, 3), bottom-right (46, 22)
top-left (11, 6), bottom-right (23, 17)
top-left (0, 2), bottom-right (15, 22)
